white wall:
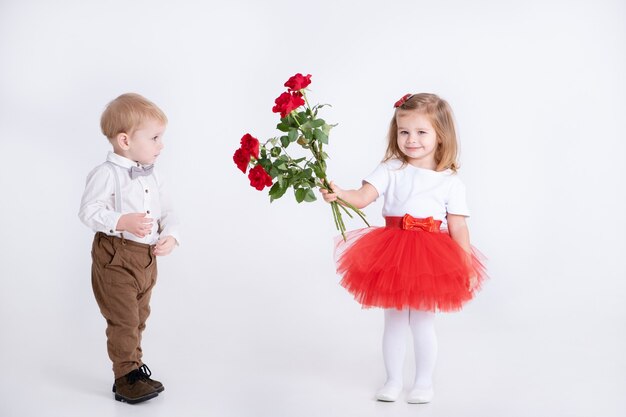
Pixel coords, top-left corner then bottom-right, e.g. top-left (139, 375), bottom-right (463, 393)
top-left (1, 1), bottom-right (625, 416)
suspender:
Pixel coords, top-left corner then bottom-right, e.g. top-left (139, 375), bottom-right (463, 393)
top-left (104, 160), bottom-right (157, 240)
top-left (105, 161), bottom-right (123, 213)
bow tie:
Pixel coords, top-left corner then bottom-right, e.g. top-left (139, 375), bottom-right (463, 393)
top-left (402, 214), bottom-right (442, 232)
top-left (129, 164), bottom-right (154, 179)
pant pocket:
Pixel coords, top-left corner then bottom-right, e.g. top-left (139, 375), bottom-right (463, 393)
top-left (145, 251), bottom-right (156, 270)
top-left (105, 248), bottom-right (124, 268)
top-left (92, 236), bottom-right (118, 268)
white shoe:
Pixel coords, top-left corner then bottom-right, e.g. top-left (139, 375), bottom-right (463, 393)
top-left (407, 387), bottom-right (434, 404)
top-left (375, 383), bottom-right (402, 402)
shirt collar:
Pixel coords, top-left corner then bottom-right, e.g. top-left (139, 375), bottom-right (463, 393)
top-left (106, 151), bottom-right (143, 169)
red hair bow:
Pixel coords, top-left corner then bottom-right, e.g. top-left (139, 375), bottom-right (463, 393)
top-left (394, 93), bottom-right (413, 108)
top-left (401, 214), bottom-right (442, 232)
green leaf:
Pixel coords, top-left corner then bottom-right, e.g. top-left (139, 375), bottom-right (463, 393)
top-left (312, 163), bottom-right (325, 178)
top-left (314, 103), bottom-right (332, 111)
top-left (322, 123), bottom-right (337, 135)
top-left (269, 182), bottom-right (281, 197)
top-left (295, 188), bottom-right (306, 203)
top-left (272, 159), bottom-right (285, 170)
top-left (303, 188), bottom-right (316, 202)
top-left (258, 158), bottom-right (271, 171)
top-left (310, 118), bottom-right (325, 128)
top-left (289, 166), bottom-right (300, 175)
top-left (270, 147), bottom-right (281, 157)
top-left (296, 168), bottom-right (313, 182)
top-left (288, 129), bottom-right (298, 143)
top-left (280, 136), bottom-right (290, 148)
top-left (269, 182), bottom-right (288, 202)
top-left (277, 122), bottom-right (290, 132)
top-left (314, 129), bottom-right (328, 144)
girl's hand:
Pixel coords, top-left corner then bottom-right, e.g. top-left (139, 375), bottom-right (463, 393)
top-left (320, 181), bottom-right (343, 203)
top-left (116, 213), bottom-right (153, 238)
top-left (154, 235), bottom-right (177, 256)
top-left (320, 182), bottom-right (378, 209)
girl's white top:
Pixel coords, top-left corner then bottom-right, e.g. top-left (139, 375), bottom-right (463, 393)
top-left (364, 158), bottom-right (470, 230)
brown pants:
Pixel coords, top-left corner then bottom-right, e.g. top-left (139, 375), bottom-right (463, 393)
top-left (91, 232), bottom-right (158, 378)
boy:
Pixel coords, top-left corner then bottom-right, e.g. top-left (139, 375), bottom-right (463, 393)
top-left (79, 93), bottom-right (179, 404)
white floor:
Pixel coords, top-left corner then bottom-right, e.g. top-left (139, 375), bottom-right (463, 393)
top-left (2, 287), bottom-right (624, 417)
top-left (2, 206), bottom-right (625, 417)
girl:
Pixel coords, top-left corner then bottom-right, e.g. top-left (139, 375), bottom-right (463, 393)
top-left (321, 93), bottom-right (486, 404)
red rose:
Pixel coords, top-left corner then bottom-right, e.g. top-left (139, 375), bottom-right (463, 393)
top-left (233, 148), bottom-right (251, 173)
top-left (272, 91), bottom-right (305, 118)
top-left (248, 165), bottom-right (273, 191)
top-left (240, 133), bottom-right (259, 159)
top-left (284, 73), bottom-right (312, 91)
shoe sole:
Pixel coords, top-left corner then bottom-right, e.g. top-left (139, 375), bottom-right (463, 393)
top-left (114, 391), bottom-right (159, 404)
top-left (113, 384), bottom-right (165, 394)
top-left (376, 397), bottom-right (398, 402)
top-left (407, 392), bottom-right (434, 404)
top-left (407, 398), bottom-right (432, 404)
top-left (375, 388), bottom-right (401, 402)
top-left (375, 393), bottom-right (400, 402)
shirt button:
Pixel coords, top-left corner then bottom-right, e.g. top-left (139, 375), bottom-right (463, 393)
top-left (145, 189), bottom-right (149, 193)
top-left (109, 230), bottom-right (114, 233)
top-left (146, 210), bottom-right (151, 214)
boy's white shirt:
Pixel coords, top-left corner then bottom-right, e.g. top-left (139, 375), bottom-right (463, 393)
top-left (79, 151), bottom-right (180, 245)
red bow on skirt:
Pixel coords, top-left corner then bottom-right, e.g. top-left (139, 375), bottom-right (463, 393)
top-left (401, 214), bottom-right (442, 232)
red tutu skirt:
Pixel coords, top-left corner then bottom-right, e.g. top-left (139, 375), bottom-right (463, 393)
top-left (335, 215), bottom-right (486, 312)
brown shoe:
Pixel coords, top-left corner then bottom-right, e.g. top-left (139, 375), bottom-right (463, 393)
top-left (138, 364), bottom-right (164, 393)
top-left (113, 369), bottom-right (159, 404)
top-left (113, 364), bottom-right (165, 394)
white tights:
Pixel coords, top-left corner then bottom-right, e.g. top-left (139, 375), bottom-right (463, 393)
top-left (382, 309), bottom-right (437, 389)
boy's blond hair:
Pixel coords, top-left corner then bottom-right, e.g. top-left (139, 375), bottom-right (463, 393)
top-left (100, 93), bottom-right (168, 140)
top-left (385, 93), bottom-right (459, 172)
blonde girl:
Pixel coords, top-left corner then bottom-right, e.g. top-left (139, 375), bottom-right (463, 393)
top-left (322, 93), bottom-right (486, 404)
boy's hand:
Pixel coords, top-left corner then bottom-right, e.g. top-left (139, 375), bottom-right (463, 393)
top-left (154, 235), bottom-right (177, 256)
top-left (320, 181), bottom-right (342, 203)
top-left (116, 213), bottom-right (153, 238)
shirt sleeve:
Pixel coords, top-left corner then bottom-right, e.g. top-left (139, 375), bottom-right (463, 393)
top-left (78, 165), bottom-right (123, 233)
top-left (363, 163), bottom-right (389, 198)
top-left (154, 170), bottom-right (181, 245)
top-left (446, 176), bottom-right (471, 216)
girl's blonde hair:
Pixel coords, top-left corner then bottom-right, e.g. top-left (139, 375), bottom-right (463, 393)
top-left (100, 93), bottom-right (168, 140)
top-left (384, 93), bottom-right (459, 172)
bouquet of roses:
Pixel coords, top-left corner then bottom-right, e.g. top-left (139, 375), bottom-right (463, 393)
top-left (233, 73), bottom-right (369, 239)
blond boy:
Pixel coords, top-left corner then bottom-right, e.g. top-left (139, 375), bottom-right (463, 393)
top-left (79, 93), bottom-right (179, 404)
